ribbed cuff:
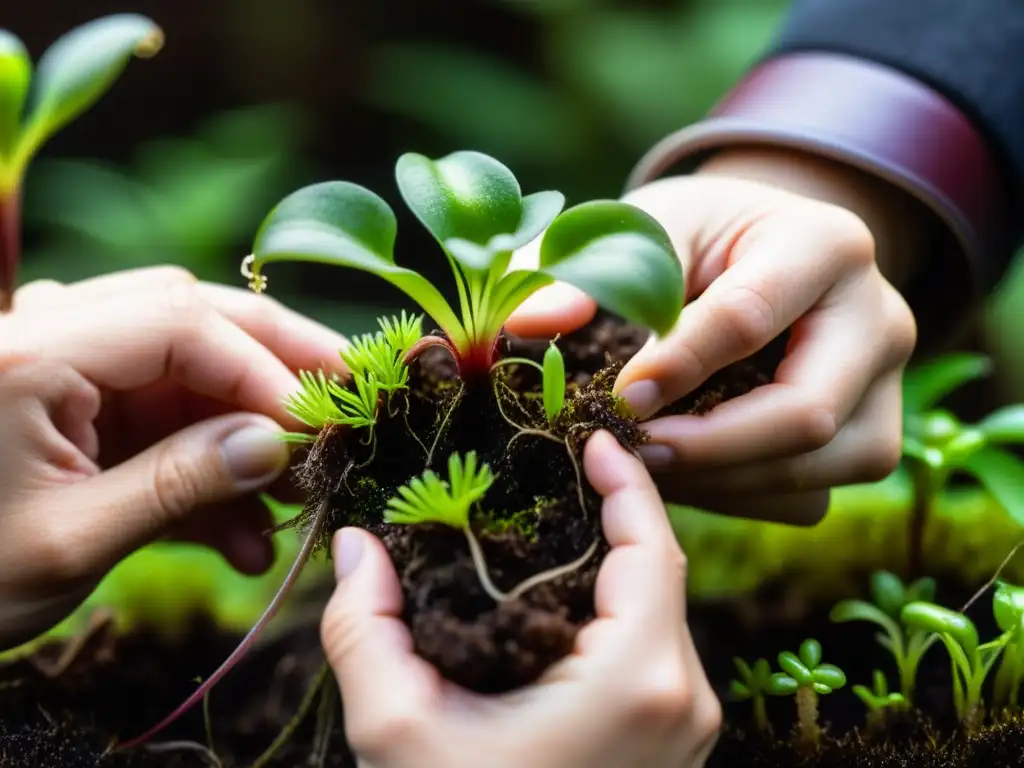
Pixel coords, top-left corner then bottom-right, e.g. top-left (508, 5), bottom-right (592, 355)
top-left (626, 52), bottom-right (1010, 343)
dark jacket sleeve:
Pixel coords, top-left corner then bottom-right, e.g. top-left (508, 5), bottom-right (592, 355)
top-left (773, 0), bottom-right (1024, 283)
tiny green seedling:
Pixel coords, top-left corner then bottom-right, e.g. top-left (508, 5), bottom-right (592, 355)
top-left (901, 353), bottom-right (1024, 575)
top-left (853, 670), bottom-right (907, 730)
top-left (0, 15), bottom-right (162, 311)
top-left (992, 581), bottom-right (1024, 711)
top-left (830, 570), bottom-right (939, 704)
top-left (384, 451), bottom-right (598, 602)
top-left (767, 639), bottom-right (846, 749)
top-left (729, 657), bottom-right (773, 735)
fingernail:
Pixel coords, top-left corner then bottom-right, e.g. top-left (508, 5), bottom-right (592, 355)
top-left (619, 380), bottom-right (664, 420)
top-left (334, 529), bottom-right (364, 580)
top-left (637, 443), bottom-right (676, 470)
top-left (220, 424), bottom-right (290, 487)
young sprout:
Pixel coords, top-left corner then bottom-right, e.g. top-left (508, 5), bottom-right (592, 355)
top-left (385, 451), bottom-right (599, 603)
top-left (340, 311), bottom-right (423, 398)
top-left (830, 570), bottom-right (939, 703)
top-left (900, 353), bottom-right (1024, 575)
top-left (0, 15), bottom-right (162, 311)
top-left (901, 600), bottom-right (1011, 734)
top-left (240, 150), bottom-right (683, 380)
top-left (853, 670), bottom-right (907, 730)
top-left (729, 657), bottom-right (773, 735)
top-left (542, 341), bottom-right (566, 425)
top-left (767, 639), bottom-right (846, 749)
top-left (992, 581), bottom-right (1024, 711)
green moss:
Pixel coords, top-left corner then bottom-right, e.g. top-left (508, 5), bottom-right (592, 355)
top-left (476, 497), bottom-right (553, 541)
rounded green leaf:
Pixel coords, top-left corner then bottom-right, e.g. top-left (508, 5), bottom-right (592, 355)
top-left (767, 673), bottom-right (799, 696)
top-left (901, 602), bottom-right (978, 656)
top-left (538, 200), bottom-right (683, 336)
top-left (0, 30), bottom-right (30, 160)
top-left (944, 427), bottom-right (986, 463)
top-left (799, 638), bottom-right (823, 669)
top-left (542, 341), bottom-right (566, 424)
top-left (752, 658), bottom-right (772, 686)
top-left (732, 657), bottom-right (753, 681)
top-left (960, 446), bottom-right (1024, 527)
top-left (852, 684), bottom-right (877, 708)
top-left (830, 599), bottom-right (901, 638)
top-left (902, 353), bottom-right (993, 416)
top-left (979, 405), bottom-right (1024, 445)
top-left (919, 410), bottom-right (962, 445)
top-left (993, 582), bottom-right (1024, 634)
top-left (906, 576), bottom-right (937, 605)
top-left (902, 435), bottom-right (946, 470)
top-left (869, 571), bottom-right (907, 618)
top-left (777, 652), bottom-right (812, 685)
top-left (729, 680), bottom-right (752, 700)
top-left (395, 150), bottom-right (522, 268)
top-left (812, 682), bottom-right (833, 695)
top-left (250, 181), bottom-right (463, 339)
top-left (813, 663), bottom-right (847, 690)
top-left (17, 15), bottom-right (163, 166)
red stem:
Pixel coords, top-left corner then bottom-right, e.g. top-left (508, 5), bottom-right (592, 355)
top-left (116, 498), bottom-right (330, 751)
top-left (0, 190), bottom-right (20, 313)
top-left (403, 333), bottom-right (502, 382)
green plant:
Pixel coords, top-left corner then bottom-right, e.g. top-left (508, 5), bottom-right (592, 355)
top-left (0, 14), bottom-right (162, 310)
top-left (241, 149), bottom-right (682, 380)
top-left (767, 639), bottom-right (847, 749)
top-left (853, 669), bottom-right (907, 730)
top-left (901, 353), bottom-right (1024, 575)
top-left (729, 657), bottom-right (773, 734)
top-left (385, 451), bottom-right (598, 602)
top-left (900, 600), bottom-right (1010, 733)
top-left (829, 570), bottom-right (939, 703)
top-left (992, 581), bottom-right (1024, 711)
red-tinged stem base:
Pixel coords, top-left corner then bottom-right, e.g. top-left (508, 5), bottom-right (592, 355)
top-left (116, 498), bottom-right (330, 751)
top-left (0, 190), bottom-right (20, 313)
top-left (403, 333), bottom-right (502, 383)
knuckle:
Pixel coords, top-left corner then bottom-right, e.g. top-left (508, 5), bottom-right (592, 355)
top-left (820, 205), bottom-right (877, 269)
top-left (711, 286), bottom-right (775, 353)
top-left (14, 279), bottom-right (64, 308)
top-left (151, 440), bottom-right (205, 524)
top-left (628, 657), bottom-right (695, 725)
top-left (347, 709), bottom-right (423, 758)
top-left (794, 401), bottom-right (838, 451)
top-left (160, 275), bottom-right (207, 319)
top-left (855, 433), bottom-right (903, 483)
top-left (885, 290), bottom-right (918, 362)
top-left (152, 265), bottom-right (199, 286)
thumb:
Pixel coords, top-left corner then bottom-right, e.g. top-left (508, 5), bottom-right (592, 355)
top-left (504, 282), bottom-right (597, 338)
top-left (321, 528), bottom-right (438, 756)
top-left (69, 413), bottom-right (290, 570)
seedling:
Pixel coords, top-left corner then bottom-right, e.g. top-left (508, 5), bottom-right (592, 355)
top-left (385, 451), bottom-right (598, 602)
top-left (852, 670), bottom-right (907, 730)
top-left (0, 14), bottom-right (162, 310)
top-left (767, 639), bottom-right (846, 749)
top-left (241, 149), bottom-right (683, 380)
top-left (992, 581), bottom-right (1024, 711)
top-left (900, 600), bottom-right (1011, 734)
top-left (830, 570), bottom-right (939, 703)
top-left (729, 657), bottom-right (773, 735)
top-left (901, 353), bottom-right (1024, 575)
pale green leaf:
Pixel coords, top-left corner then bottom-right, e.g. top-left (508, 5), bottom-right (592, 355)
top-left (777, 652), bottom-right (811, 685)
top-left (542, 342), bottom-right (566, 423)
top-left (0, 30), bottom-right (30, 160)
top-left (901, 602), bottom-right (979, 657)
top-left (902, 353), bottom-right (993, 416)
top-left (813, 663), bottom-right (847, 689)
top-left (978, 405), bottom-right (1024, 445)
top-left (960, 446), bottom-right (1024, 527)
top-left (830, 599), bottom-right (901, 640)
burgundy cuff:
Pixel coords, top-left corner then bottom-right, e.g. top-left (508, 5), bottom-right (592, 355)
top-left (626, 52), bottom-right (1010, 337)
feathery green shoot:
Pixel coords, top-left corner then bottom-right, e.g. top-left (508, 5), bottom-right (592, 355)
top-left (384, 451), bottom-right (493, 529)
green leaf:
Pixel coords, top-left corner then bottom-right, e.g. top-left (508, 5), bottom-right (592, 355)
top-left (542, 342), bottom-right (566, 424)
top-left (978, 405), bottom-right (1024, 445)
top-left (830, 599), bottom-right (902, 640)
top-left (902, 435), bottom-right (946, 470)
top-left (16, 15), bottom-right (163, 168)
top-left (901, 602), bottom-right (978, 657)
top-left (813, 663), bottom-right (847, 689)
top-left (902, 353), bottom-right (993, 416)
top-left (538, 200), bottom-right (683, 336)
top-left (752, 658), bottom-right (772, 687)
top-left (395, 150), bottom-right (523, 270)
top-left (249, 181), bottom-right (464, 342)
top-left (852, 684), bottom-right (878, 709)
top-left (0, 30), bottom-right (30, 162)
top-left (906, 577), bottom-right (937, 605)
top-left (729, 679), bottom-right (752, 700)
top-left (873, 669), bottom-right (889, 696)
top-left (960, 446), bottom-right (1024, 527)
top-left (799, 639), bottom-right (823, 669)
top-left (777, 652), bottom-right (812, 685)
top-left (767, 673), bottom-right (798, 696)
top-left (812, 682), bottom-right (833, 695)
top-left (869, 571), bottom-right (907, 619)
top-left (993, 582), bottom-right (1024, 634)
top-left (732, 657), bottom-right (753, 681)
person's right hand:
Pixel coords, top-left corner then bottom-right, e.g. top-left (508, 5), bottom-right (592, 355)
top-left (320, 430), bottom-right (722, 768)
top-left (0, 267), bottom-right (349, 650)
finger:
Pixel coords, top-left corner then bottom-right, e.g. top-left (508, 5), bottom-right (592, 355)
top-left (5, 285), bottom-right (304, 427)
top-left (33, 413), bottom-right (290, 575)
top-left (504, 282), bottom-right (596, 339)
top-left (321, 528), bottom-right (440, 761)
top-left (173, 497), bottom-right (277, 575)
top-left (661, 487), bottom-right (832, 526)
top-left (671, 369), bottom-right (904, 497)
top-left (13, 266), bottom-right (198, 312)
top-left (615, 205), bottom-right (875, 418)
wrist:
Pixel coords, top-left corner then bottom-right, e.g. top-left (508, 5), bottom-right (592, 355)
top-left (694, 146), bottom-right (933, 289)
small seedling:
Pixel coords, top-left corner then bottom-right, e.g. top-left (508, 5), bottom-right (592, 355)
top-left (384, 451), bottom-right (598, 602)
top-left (767, 639), bottom-right (846, 749)
top-left (0, 15), bottom-right (162, 310)
top-left (830, 570), bottom-right (939, 703)
top-left (729, 657), bottom-right (773, 735)
top-left (853, 670), bottom-right (907, 730)
top-left (992, 581), bottom-right (1024, 711)
top-left (900, 600), bottom-right (1010, 734)
top-left (900, 353), bottom-right (1024, 576)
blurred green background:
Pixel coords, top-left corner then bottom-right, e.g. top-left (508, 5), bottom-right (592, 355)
top-left (5, 0), bottom-right (1024, 648)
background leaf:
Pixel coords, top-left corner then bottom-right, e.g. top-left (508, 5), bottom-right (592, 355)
top-left (960, 446), bottom-right (1024, 527)
top-left (902, 353), bottom-right (994, 416)
top-left (978, 405), bottom-right (1024, 445)
top-left (0, 30), bottom-right (30, 160)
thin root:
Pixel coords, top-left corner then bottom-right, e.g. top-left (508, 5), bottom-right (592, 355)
top-left (145, 741), bottom-right (223, 768)
top-left (249, 661), bottom-right (331, 768)
top-left (425, 383), bottom-right (464, 467)
top-left (32, 606), bottom-right (116, 678)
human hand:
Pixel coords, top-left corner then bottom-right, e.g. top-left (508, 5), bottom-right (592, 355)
top-left (507, 150), bottom-right (918, 524)
top-left (320, 430), bottom-right (721, 768)
top-left (0, 267), bottom-right (349, 650)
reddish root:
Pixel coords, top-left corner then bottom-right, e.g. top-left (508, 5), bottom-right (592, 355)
top-left (403, 334), bottom-right (457, 365)
top-left (116, 497), bottom-right (331, 751)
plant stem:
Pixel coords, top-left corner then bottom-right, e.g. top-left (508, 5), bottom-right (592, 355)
top-left (795, 687), bottom-right (820, 750)
top-left (907, 461), bottom-right (934, 579)
top-left (0, 189), bottom-right (20, 313)
top-left (117, 497), bottom-right (331, 751)
top-left (753, 695), bottom-right (769, 735)
top-left (249, 661), bottom-right (331, 768)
